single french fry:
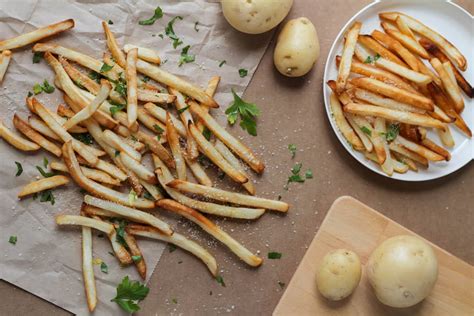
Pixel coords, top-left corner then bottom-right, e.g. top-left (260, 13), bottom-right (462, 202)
top-left (143, 103), bottom-right (186, 137)
top-left (56, 214), bottom-right (114, 234)
top-left (436, 126), bottom-right (455, 148)
top-left (380, 22), bottom-right (429, 59)
top-left (395, 16), bottom-right (416, 39)
top-left (157, 199), bottom-right (262, 267)
top-left (0, 19), bottom-right (74, 51)
top-left (119, 152), bottom-right (157, 184)
top-left (126, 170), bottom-right (145, 197)
top-left (430, 105), bottom-right (454, 123)
top-left (124, 44), bottom-right (161, 65)
top-left (166, 113), bottom-right (187, 180)
top-left (430, 58), bottom-right (464, 113)
top-left (345, 113), bottom-right (373, 152)
top-left (374, 118), bottom-right (394, 176)
top-left (81, 224), bottom-right (97, 312)
top-left (137, 106), bottom-right (166, 135)
top-left (183, 155), bottom-right (213, 187)
top-left (379, 12), bottom-right (467, 70)
top-left (62, 141), bottom-right (155, 208)
top-left (102, 21), bottom-right (126, 68)
top-left (358, 34), bottom-right (406, 66)
top-left (18, 175), bottom-right (69, 198)
top-left (139, 179), bottom-right (163, 201)
top-left (350, 77), bottom-right (434, 110)
top-left (132, 130), bottom-right (175, 168)
top-left (394, 136), bottom-right (444, 161)
top-left (336, 21), bottom-right (361, 92)
top-left (28, 116), bottom-right (62, 141)
top-left (122, 231), bottom-right (147, 279)
top-left (197, 76), bottom-right (221, 132)
top-left (59, 57), bottom-right (101, 95)
top-left (126, 48), bottom-right (139, 129)
top-left (13, 114), bottom-right (61, 157)
top-left (84, 195), bottom-right (172, 235)
top-left (0, 120), bottom-right (40, 151)
top-left (0, 50), bottom-right (12, 83)
top-left (421, 138), bottom-right (451, 161)
top-left (328, 92), bottom-right (365, 151)
top-left (103, 129), bottom-right (142, 161)
top-left (349, 87), bottom-right (425, 114)
top-left (371, 30), bottom-right (419, 71)
top-left (443, 62), bottom-right (463, 104)
top-left (137, 89), bottom-right (176, 104)
top-left (389, 142), bottom-right (429, 167)
top-left (50, 161), bottom-right (120, 186)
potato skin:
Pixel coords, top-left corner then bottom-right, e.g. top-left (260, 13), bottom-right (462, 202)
top-left (315, 249), bottom-right (362, 301)
top-left (367, 235), bottom-right (438, 308)
top-left (274, 17), bottom-right (320, 77)
top-left (221, 0), bottom-right (293, 34)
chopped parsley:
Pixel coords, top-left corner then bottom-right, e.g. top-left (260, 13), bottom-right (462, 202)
top-left (36, 166), bottom-right (54, 178)
top-left (132, 255), bottom-right (142, 263)
top-left (142, 75), bottom-right (150, 83)
top-left (268, 252), bottom-right (282, 259)
top-left (153, 124), bottom-right (164, 140)
top-left (109, 101), bottom-right (126, 116)
top-left (111, 276), bottom-right (149, 313)
top-left (108, 20), bottom-right (114, 25)
top-left (39, 190), bottom-right (55, 205)
top-left (171, 298), bottom-right (178, 304)
top-left (115, 150), bottom-right (120, 157)
top-left (238, 68), bottom-right (248, 78)
top-left (288, 144), bottom-right (296, 158)
top-left (202, 126), bottom-right (212, 141)
top-left (15, 161), bottom-right (23, 176)
top-left (178, 45), bottom-right (195, 66)
top-left (194, 21), bottom-right (200, 32)
top-left (43, 157), bottom-right (48, 168)
top-left (138, 6), bottom-right (163, 25)
top-left (100, 262), bottom-right (108, 273)
top-left (9, 236), bottom-right (17, 245)
top-left (278, 281), bottom-right (285, 289)
top-left (364, 53), bottom-right (381, 64)
top-left (143, 191), bottom-right (154, 201)
top-left (177, 105), bottom-right (190, 114)
top-left (113, 78), bottom-right (127, 97)
top-left (100, 62), bottom-right (113, 73)
top-left (88, 71), bottom-right (101, 83)
top-left (216, 275), bottom-right (226, 287)
top-left (225, 89), bottom-right (260, 136)
top-left (305, 169), bottom-right (313, 179)
top-left (72, 133), bottom-right (94, 145)
top-left (219, 60), bottom-right (226, 67)
top-left (165, 16), bottom-right (184, 48)
top-left (116, 219), bottom-right (128, 247)
top-left (32, 52), bottom-right (43, 64)
top-left (360, 126), bottom-right (372, 136)
top-left (169, 244), bottom-right (177, 253)
top-left (286, 163), bottom-right (312, 187)
top-left (42, 80), bottom-right (55, 93)
top-left (27, 91), bottom-right (33, 97)
top-left (384, 123), bottom-right (400, 142)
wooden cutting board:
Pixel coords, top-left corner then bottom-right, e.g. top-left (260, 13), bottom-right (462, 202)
top-left (273, 196), bottom-right (473, 316)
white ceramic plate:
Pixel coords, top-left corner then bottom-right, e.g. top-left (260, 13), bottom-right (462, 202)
top-left (323, 0), bottom-right (473, 181)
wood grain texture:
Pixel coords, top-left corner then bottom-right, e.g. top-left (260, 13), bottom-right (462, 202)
top-left (274, 196), bottom-right (474, 316)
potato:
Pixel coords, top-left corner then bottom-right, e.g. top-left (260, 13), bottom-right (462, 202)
top-left (274, 17), bottom-right (320, 77)
top-left (315, 249), bottom-right (362, 301)
top-left (367, 235), bottom-right (438, 308)
top-left (221, 0), bottom-right (293, 34)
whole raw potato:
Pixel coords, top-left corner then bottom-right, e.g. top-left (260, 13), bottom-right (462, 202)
top-left (315, 249), bottom-right (362, 301)
top-left (221, 0), bottom-right (293, 34)
top-left (367, 235), bottom-right (438, 308)
top-left (274, 17), bottom-right (320, 77)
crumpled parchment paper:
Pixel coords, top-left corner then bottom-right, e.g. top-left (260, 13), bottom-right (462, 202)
top-left (0, 0), bottom-right (273, 314)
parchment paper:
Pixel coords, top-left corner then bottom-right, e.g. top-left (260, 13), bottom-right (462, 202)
top-left (0, 1), bottom-right (273, 314)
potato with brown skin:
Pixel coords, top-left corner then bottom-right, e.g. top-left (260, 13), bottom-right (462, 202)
top-left (274, 17), bottom-right (320, 77)
top-left (367, 235), bottom-right (438, 308)
top-left (316, 249), bottom-right (361, 301)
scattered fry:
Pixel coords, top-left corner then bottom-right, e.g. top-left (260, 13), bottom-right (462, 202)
top-left (124, 44), bottom-right (161, 65)
top-left (18, 175), bottom-right (69, 198)
top-left (0, 50), bottom-right (12, 83)
top-left (13, 114), bottom-right (61, 156)
top-left (0, 120), bottom-right (40, 152)
top-left (336, 22), bottom-right (361, 92)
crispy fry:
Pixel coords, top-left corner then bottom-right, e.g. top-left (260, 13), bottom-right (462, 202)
top-left (350, 77), bottom-right (434, 110)
top-left (183, 155), bottom-right (213, 187)
top-left (344, 102), bottom-right (446, 131)
top-left (430, 58), bottom-right (464, 113)
top-left (436, 126), bottom-right (455, 148)
top-left (337, 21), bottom-right (361, 92)
top-left (0, 50), bottom-right (12, 83)
top-left (81, 224), bottom-right (97, 312)
top-left (18, 175), bottom-right (69, 198)
top-left (103, 129), bottom-right (142, 161)
top-left (84, 195), bottom-right (172, 235)
top-left (137, 89), bottom-right (176, 104)
top-left (374, 118), bottom-right (394, 176)
top-left (136, 59), bottom-right (218, 107)
top-left (420, 138), bottom-right (451, 161)
top-left (157, 199), bottom-right (262, 267)
top-left (197, 76), bottom-right (221, 132)
top-left (371, 30), bottom-right (419, 71)
top-left (328, 92), bottom-right (364, 151)
top-left (189, 123), bottom-right (248, 184)
top-left (119, 152), bottom-right (157, 184)
top-left (59, 57), bottom-right (101, 95)
top-left (137, 106), bottom-right (166, 134)
top-left (139, 179), bottom-right (163, 201)
top-left (132, 130), bottom-right (175, 168)
top-left (122, 231), bottom-right (147, 279)
top-left (50, 161), bottom-right (120, 186)
top-left (56, 214), bottom-right (114, 234)
top-left (102, 21), bottom-right (126, 68)
top-left (430, 105), bottom-right (454, 123)
top-left (345, 113), bottom-right (373, 152)
top-left (0, 120), bottom-right (40, 151)
top-left (166, 113), bottom-right (187, 180)
top-left (351, 115), bottom-right (386, 163)
top-left (358, 34), bottom-right (406, 66)
top-left (0, 19), bottom-right (74, 50)
top-left (28, 116), bottom-right (62, 141)
top-left (143, 103), bottom-right (186, 137)
top-left (126, 170), bottom-right (144, 197)
top-left (394, 136), bottom-right (444, 161)
top-left (62, 141), bottom-right (154, 208)
top-left (126, 48), bottom-right (139, 129)
top-left (127, 224), bottom-right (218, 276)
top-left (379, 12), bottom-right (467, 70)
top-left (380, 22), bottom-right (429, 59)
top-left (349, 87), bottom-right (425, 114)
top-left (124, 44), bottom-right (161, 65)
top-left (189, 101), bottom-right (265, 174)
top-left (13, 114), bottom-right (61, 156)
top-left (395, 16), bottom-right (416, 40)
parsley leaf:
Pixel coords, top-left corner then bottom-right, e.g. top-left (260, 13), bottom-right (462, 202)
top-left (142, 75), bottom-right (150, 83)
top-left (108, 20), bottom-right (114, 25)
top-left (305, 169), bottom-right (313, 179)
top-left (143, 191), bottom-right (154, 201)
top-left (27, 91), bottom-right (33, 97)
top-left (202, 126), bottom-right (212, 141)
top-left (43, 157), bottom-right (49, 168)
top-left (291, 163), bottom-right (302, 174)
top-left (278, 281), bottom-right (285, 289)
top-left (194, 21), bottom-right (200, 32)
top-left (111, 276), bottom-right (149, 313)
top-left (100, 63), bottom-right (113, 73)
top-left (225, 89), bottom-right (260, 136)
top-left (361, 126), bottom-right (372, 136)
top-left (109, 102), bottom-right (126, 116)
top-left (178, 45), bottom-right (195, 66)
top-left (113, 78), bottom-right (127, 97)
top-left (238, 68), bottom-right (248, 78)
top-left (177, 105), bottom-right (190, 114)
top-left (9, 236), bottom-right (17, 245)
top-left (216, 275), bottom-right (226, 287)
top-left (288, 144), bottom-right (296, 158)
top-left (33, 52), bottom-right (43, 64)
top-left (171, 298), bottom-right (178, 304)
top-left (41, 80), bottom-right (55, 93)
top-left (132, 255), bottom-right (142, 262)
top-left (287, 162), bottom-right (311, 186)
top-left (88, 71), bottom-right (101, 83)
top-left (139, 6), bottom-right (163, 25)
top-left (153, 124), bottom-right (164, 140)
top-left (33, 83), bottom-right (43, 95)
top-left (39, 190), bottom-right (55, 205)
top-left (219, 60), bottom-right (226, 67)
top-left (165, 16), bottom-right (183, 49)
top-left (364, 53), bottom-right (381, 64)
top-left (268, 252), bottom-right (282, 259)
top-left (364, 56), bottom-right (373, 64)
top-left (72, 133), bottom-right (94, 145)
top-left (36, 166), bottom-right (55, 178)
top-left (384, 123), bottom-right (400, 142)
top-left (169, 244), bottom-right (177, 253)
top-left (374, 53), bottom-right (381, 61)
top-left (15, 162), bottom-right (23, 176)
top-left (100, 262), bottom-right (108, 273)
top-left (115, 219), bottom-right (128, 247)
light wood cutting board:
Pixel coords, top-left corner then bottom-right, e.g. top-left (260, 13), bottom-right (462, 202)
top-left (273, 196), bottom-right (473, 316)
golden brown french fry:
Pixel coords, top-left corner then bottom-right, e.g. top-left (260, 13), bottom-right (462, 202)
top-left (358, 34), bottom-right (406, 66)
top-left (81, 224), bottom-right (97, 312)
top-left (136, 59), bottom-right (218, 107)
top-left (50, 161), bottom-right (120, 186)
top-left (126, 48), bottom-right (139, 129)
top-left (56, 214), bottom-right (114, 234)
top-left (380, 22), bottom-right (429, 59)
top-left (379, 12), bottom-right (467, 70)
top-left (371, 30), bottom-right (419, 71)
top-left (62, 141), bottom-right (155, 208)
top-left (374, 118), bottom-right (394, 176)
top-left (119, 152), bottom-right (157, 184)
top-left (103, 129), bottom-right (142, 161)
top-left (0, 50), bottom-right (12, 83)
top-left (102, 21), bottom-right (126, 68)
top-left (337, 21), bottom-right (361, 92)
top-left (0, 19), bottom-right (74, 51)
top-left (123, 136), bottom-right (145, 152)
top-left (430, 58), bottom-right (464, 113)
top-left (143, 103), bottom-right (186, 137)
top-left (124, 44), bottom-right (161, 65)
top-left (436, 126), bottom-right (455, 148)
top-left (126, 171), bottom-right (145, 197)
top-left (154, 155), bottom-right (263, 220)
top-left (328, 92), bottom-right (364, 151)
top-left (389, 142), bottom-right (429, 167)
top-left (344, 102), bottom-right (446, 131)
top-left (166, 113), bottom-right (187, 180)
top-left (189, 123), bottom-right (248, 184)
top-left (183, 155), bottom-right (213, 187)
top-left (28, 116), bottom-right (62, 141)
top-left (189, 101), bottom-right (265, 174)
top-left (350, 77), bottom-right (434, 110)
top-left (18, 175), bottom-right (69, 198)
top-left (420, 138), bottom-right (451, 161)
top-left (395, 16), bottom-right (416, 40)
top-left (13, 114), bottom-right (61, 156)
top-left (139, 179), bottom-right (163, 201)
top-left (214, 139), bottom-right (255, 195)
top-left (349, 87), bottom-right (425, 114)
top-left (127, 224), bottom-right (218, 276)
top-left (63, 80), bottom-right (111, 130)
top-left (443, 61), bottom-right (463, 103)
top-left (137, 106), bottom-right (166, 135)
top-left (157, 199), bottom-right (262, 267)
top-left (137, 89), bottom-right (176, 104)
top-left (132, 130), bottom-right (175, 168)
top-left (394, 136), bottom-right (444, 162)
top-left (0, 120), bottom-right (40, 151)
top-left (84, 195), bottom-right (172, 235)
top-left (123, 231), bottom-right (147, 279)
top-left (345, 113), bottom-right (373, 152)
top-left (197, 76), bottom-right (221, 132)
top-left (420, 38), bottom-right (472, 98)
top-left (59, 57), bottom-right (101, 95)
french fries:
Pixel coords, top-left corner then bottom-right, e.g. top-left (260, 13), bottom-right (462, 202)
top-left (18, 175), bottom-right (69, 198)
top-left (50, 161), bottom-right (120, 186)
top-left (103, 129), bottom-right (142, 161)
top-left (0, 120), bottom-right (40, 152)
top-left (137, 89), bottom-right (176, 104)
top-left (56, 214), bottom-right (114, 234)
top-left (336, 22), bottom-right (361, 92)
top-left (358, 34), bottom-right (406, 66)
top-left (143, 103), bottom-right (186, 136)
top-left (132, 130), bottom-right (175, 168)
top-left (166, 113), bottom-right (187, 180)
top-left (349, 87), bottom-right (425, 114)
top-left (119, 152), bottom-right (157, 184)
top-left (380, 22), bottom-right (429, 59)
top-left (124, 44), bottom-right (161, 65)
top-left (0, 50), bottom-right (12, 83)
top-left (197, 76), bottom-right (221, 132)
top-left (0, 19), bottom-right (74, 51)
top-left (345, 114), bottom-right (373, 152)
top-left (13, 114), bottom-right (61, 156)
top-left (394, 136), bottom-right (444, 161)
top-left (126, 48), bottom-right (139, 129)
top-left (81, 224), bottom-right (97, 312)
top-left (102, 21), bottom-right (126, 68)
top-left (430, 58), bottom-right (464, 113)
top-left (371, 30), bottom-right (419, 71)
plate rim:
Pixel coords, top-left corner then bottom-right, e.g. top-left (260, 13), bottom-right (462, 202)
top-left (322, 0), bottom-right (473, 182)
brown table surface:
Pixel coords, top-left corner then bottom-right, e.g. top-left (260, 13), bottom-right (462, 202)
top-left (2, 0), bottom-right (473, 315)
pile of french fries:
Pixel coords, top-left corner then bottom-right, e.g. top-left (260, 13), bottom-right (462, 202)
top-left (329, 12), bottom-right (472, 176)
top-left (0, 19), bottom-right (288, 311)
